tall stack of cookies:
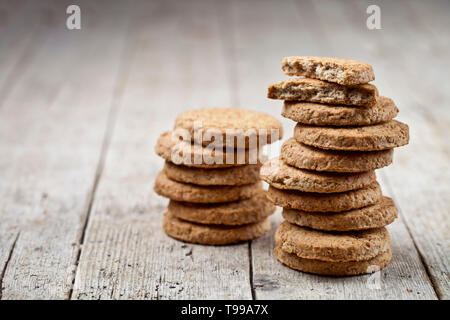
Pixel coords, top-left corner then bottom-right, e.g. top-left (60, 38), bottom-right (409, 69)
top-left (263, 57), bottom-right (410, 275)
top-left (154, 108), bottom-right (283, 245)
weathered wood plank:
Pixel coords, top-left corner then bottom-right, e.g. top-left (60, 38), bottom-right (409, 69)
top-left (324, 0), bottom-right (449, 299)
top-left (71, 0), bottom-right (252, 300)
top-left (0, 1), bottom-right (133, 299)
top-left (351, 0), bottom-right (450, 299)
top-left (0, 0), bottom-right (66, 298)
top-left (230, 0), bottom-right (438, 299)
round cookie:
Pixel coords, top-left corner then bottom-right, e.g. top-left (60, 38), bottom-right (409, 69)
top-left (274, 246), bottom-right (392, 276)
top-left (294, 120), bottom-right (409, 151)
top-left (267, 181), bottom-right (382, 212)
top-left (281, 56), bottom-right (375, 85)
top-left (282, 196), bottom-right (398, 231)
top-left (163, 211), bottom-right (271, 245)
top-left (260, 158), bottom-right (376, 193)
top-left (280, 138), bottom-right (393, 172)
top-left (155, 131), bottom-right (263, 168)
top-left (163, 161), bottom-right (260, 186)
top-left (174, 108), bottom-right (283, 148)
top-left (154, 171), bottom-right (261, 203)
top-left (282, 96), bottom-right (398, 126)
top-left (168, 192), bottom-right (275, 225)
top-left (275, 221), bottom-right (390, 262)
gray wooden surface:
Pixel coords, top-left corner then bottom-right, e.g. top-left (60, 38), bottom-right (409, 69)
top-left (0, 0), bottom-right (448, 300)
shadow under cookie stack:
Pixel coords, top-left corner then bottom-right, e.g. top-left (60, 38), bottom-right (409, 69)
top-left (154, 108), bottom-right (283, 245)
top-left (263, 56), bottom-right (410, 275)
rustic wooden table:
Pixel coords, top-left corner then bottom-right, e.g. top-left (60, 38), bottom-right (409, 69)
top-left (0, 0), bottom-right (448, 300)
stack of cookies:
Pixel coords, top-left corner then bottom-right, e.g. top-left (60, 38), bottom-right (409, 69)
top-left (263, 56), bottom-right (410, 275)
top-left (154, 108), bottom-right (283, 245)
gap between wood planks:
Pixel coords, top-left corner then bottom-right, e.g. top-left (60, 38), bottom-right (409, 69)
top-left (67, 10), bottom-right (139, 300)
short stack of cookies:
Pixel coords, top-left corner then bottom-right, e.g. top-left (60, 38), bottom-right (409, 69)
top-left (154, 108), bottom-right (283, 245)
top-left (263, 56), bottom-right (410, 275)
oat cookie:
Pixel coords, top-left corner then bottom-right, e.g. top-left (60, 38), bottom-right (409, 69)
top-left (294, 120), bottom-right (410, 151)
top-left (267, 181), bottom-right (382, 212)
top-left (282, 197), bottom-right (397, 231)
top-left (275, 221), bottom-right (390, 262)
top-left (168, 192), bottom-right (275, 225)
top-left (163, 161), bottom-right (260, 186)
top-left (154, 171), bottom-right (261, 203)
top-left (281, 56), bottom-right (375, 85)
top-left (163, 211), bottom-right (271, 245)
top-left (260, 158), bottom-right (376, 193)
top-left (267, 78), bottom-right (378, 107)
top-left (280, 138), bottom-right (393, 172)
top-left (274, 246), bottom-right (391, 276)
top-left (282, 96), bottom-right (398, 126)
top-left (155, 131), bottom-right (262, 168)
top-left (174, 108), bottom-right (283, 148)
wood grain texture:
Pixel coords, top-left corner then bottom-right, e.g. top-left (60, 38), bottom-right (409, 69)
top-left (0, 1), bottom-right (132, 299)
top-left (340, 0), bottom-right (449, 299)
top-left (71, 0), bottom-right (252, 300)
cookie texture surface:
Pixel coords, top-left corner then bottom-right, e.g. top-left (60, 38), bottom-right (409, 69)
top-left (154, 171), bottom-right (261, 203)
top-left (163, 161), bottom-right (260, 186)
top-left (267, 181), bottom-right (382, 212)
top-left (174, 108), bottom-right (283, 148)
top-left (281, 56), bottom-right (375, 85)
top-left (155, 131), bottom-right (262, 168)
top-left (168, 192), bottom-right (275, 225)
top-left (275, 221), bottom-right (390, 262)
top-left (275, 246), bottom-right (391, 276)
top-left (260, 158), bottom-right (376, 193)
top-left (163, 211), bottom-right (271, 245)
top-left (267, 78), bottom-right (378, 107)
top-left (294, 120), bottom-right (410, 151)
top-left (282, 196), bottom-right (398, 231)
top-left (280, 138), bottom-right (393, 172)
top-left (282, 96), bottom-right (398, 126)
